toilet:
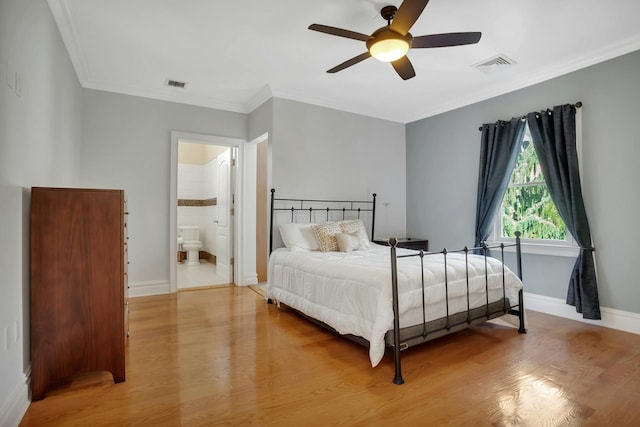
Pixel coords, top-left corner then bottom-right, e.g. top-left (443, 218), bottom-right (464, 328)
top-left (178, 225), bottom-right (203, 265)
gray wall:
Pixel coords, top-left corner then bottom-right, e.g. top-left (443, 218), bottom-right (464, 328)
top-left (79, 92), bottom-right (408, 289)
top-left (80, 90), bottom-right (248, 286)
top-left (0, 0), bottom-right (83, 423)
top-left (406, 50), bottom-right (640, 314)
top-left (248, 98), bottom-right (273, 143)
top-left (271, 98), bottom-right (407, 240)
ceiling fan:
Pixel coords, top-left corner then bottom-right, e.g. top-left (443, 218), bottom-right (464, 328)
top-left (308, 0), bottom-right (481, 80)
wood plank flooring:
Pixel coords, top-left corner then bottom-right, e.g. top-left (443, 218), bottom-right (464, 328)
top-left (20, 285), bottom-right (640, 426)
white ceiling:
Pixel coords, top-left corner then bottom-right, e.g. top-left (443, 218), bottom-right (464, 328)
top-left (48, 0), bottom-right (640, 123)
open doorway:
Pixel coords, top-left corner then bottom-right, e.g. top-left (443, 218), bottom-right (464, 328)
top-left (169, 131), bottom-right (246, 293)
top-left (169, 130), bottom-right (267, 293)
top-left (175, 141), bottom-right (235, 289)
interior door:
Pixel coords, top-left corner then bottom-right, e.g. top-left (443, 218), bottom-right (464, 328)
top-left (216, 149), bottom-right (233, 283)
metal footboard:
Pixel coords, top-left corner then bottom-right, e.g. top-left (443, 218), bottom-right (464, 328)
top-left (388, 232), bottom-right (526, 385)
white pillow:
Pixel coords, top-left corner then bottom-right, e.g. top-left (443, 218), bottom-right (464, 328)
top-left (335, 233), bottom-right (360, 252)
top-left (278, 223), bottom-right (319, 251)
top-left (339, 219), bottom-right (370, 249)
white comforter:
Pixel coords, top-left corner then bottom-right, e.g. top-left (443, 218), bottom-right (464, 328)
top-left (267, 244), bottom-right (522, 367)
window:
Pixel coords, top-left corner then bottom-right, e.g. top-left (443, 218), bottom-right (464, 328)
top-left (491, 125), bottom-right (577, 255)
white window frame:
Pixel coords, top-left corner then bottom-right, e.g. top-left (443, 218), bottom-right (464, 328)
top-left (486, 114), bottom-right (582, 258)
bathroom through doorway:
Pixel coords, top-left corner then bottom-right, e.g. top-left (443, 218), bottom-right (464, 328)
top-left (175, 140), bottom-right (236, 290)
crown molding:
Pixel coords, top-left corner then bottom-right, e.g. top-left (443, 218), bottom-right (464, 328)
top-left (403, 33), bottom-right (640, 123)
top-left (48, 0), bottom-right (90, 84)
top-left (82, 79), bottom-right (248, 113)
top-left (48, 0), bottom-right (640, 123)
top-left (267, 33), bottom-right (640, 124)
top-left (269, 85), bottom-right (406, 123)
top-left (245, 85), bottom-right (273, 114)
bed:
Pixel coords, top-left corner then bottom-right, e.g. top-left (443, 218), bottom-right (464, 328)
top-left (267, 189), bottom-right (526, 384)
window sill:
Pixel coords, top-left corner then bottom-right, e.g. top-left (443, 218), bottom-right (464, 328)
top-left (486, 240), bottom-right (580, 258)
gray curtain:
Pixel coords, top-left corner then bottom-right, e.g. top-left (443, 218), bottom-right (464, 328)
top-left (526, 105), bottom-right (600, 320)
top-left (474, 118), bottom-right (526, 248)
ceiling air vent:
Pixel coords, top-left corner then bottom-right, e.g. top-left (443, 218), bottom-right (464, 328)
top-left (474, 55), bottom-right (516, 74)
top-left (166, 79), bottom-right (186, 88)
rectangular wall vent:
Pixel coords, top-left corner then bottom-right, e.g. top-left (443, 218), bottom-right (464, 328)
top-left (474, 55), bottom-right (516, 73)
top-left (167, 79), bottom-right (186, 88)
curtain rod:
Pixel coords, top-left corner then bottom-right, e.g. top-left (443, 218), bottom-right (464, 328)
top-left (478, 101), bottom-right (582, 131)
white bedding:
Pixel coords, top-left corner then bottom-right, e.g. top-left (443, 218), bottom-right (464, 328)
top-left (267, 243), bottom-right (523, 367)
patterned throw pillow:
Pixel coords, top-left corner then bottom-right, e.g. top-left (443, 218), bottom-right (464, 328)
top-left (339, 219), bottom-right (370, 249)
top-left (312, 222), bottom-right (342, 252)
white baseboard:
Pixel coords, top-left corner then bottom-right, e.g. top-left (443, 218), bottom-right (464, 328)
top-left (0, 375), bottom-right (30, 427)
top-left (240, 274), bottom-right (258, 286)
top-left (524, 292), bottom-right (640, 335)
top-left (128, 280), bottom-right (170, 297)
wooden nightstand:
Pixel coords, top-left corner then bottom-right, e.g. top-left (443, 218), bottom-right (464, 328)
top-left (373, 238), bottom-right (429, 251)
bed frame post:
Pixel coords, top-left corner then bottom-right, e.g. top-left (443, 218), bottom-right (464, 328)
top-left (371, 193), bottom-right (377, 241)
top-left (266, 189), bottom-right (276, 305)
top-left (269, 188), bottom-right (275, 255)
top-left (389, 237), bottom-right (404, 385)
top-left (515, 231), bottom-right (527, 334)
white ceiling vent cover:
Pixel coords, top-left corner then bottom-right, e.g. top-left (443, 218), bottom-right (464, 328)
top-left (474, 55), bottom-right (517, 73)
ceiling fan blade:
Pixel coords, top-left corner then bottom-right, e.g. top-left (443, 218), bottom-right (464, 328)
top-left (390, 0), bottom-right (430, 36)
top-left (309, 24), bottom-right (371, 42)
top-left (412, 32), bottom-right (482, 48)
top-left (391, 56), bottom-right (416, 80)
top-left (327, 52), bottom-right (372, 73)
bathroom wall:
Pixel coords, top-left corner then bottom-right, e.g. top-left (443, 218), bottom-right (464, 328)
top-left (177, 161), bottom-right (217, 255)
top-left (177, 142), bottom-right (230, 257)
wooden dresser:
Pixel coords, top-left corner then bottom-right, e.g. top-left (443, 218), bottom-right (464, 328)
top-left (30, 187), bottom-right (128, 400)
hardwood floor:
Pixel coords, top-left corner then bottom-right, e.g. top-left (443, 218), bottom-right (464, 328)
top-left (20, 286), bottom-right (640, 426)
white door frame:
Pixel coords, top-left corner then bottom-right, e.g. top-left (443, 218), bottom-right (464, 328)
top-left (170, 131), bottom-right (251, 293)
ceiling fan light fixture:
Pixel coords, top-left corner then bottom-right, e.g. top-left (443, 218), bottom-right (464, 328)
top-left (369, 39), bottom-right (409, 62)
top-left (367, 28), bottom-right (412, 62)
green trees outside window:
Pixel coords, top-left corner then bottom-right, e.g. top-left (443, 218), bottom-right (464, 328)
top-left (501, 133), bottom-right (567, 240)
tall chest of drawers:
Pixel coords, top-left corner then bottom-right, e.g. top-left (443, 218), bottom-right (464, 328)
top-left (30, 187), bottom-right (128, 400)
